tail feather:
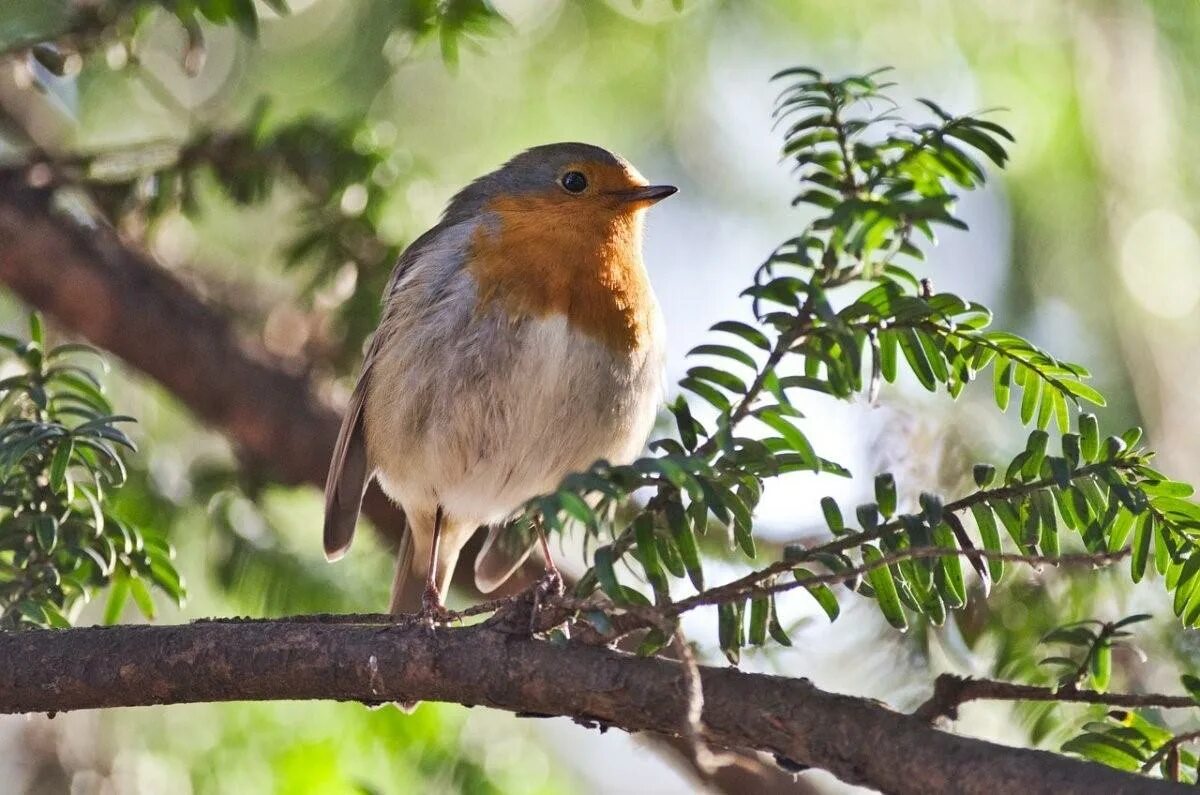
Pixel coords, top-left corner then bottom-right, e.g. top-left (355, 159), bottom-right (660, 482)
top-left (389, 525), bottom-right (465, 615)
top-left (389, 532), bottom-right (422, 614)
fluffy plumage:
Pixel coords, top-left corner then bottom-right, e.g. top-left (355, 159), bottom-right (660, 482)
top-left (322, 142), bottom-right (670, 613)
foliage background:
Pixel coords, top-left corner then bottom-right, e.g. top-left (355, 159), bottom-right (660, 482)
top-left (1, 0), bottom-right (1199, 793)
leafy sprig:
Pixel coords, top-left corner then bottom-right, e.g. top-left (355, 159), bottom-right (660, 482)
top-left (0, 315), bottom-right (182, 628)
top-left (516, 68), bottom-right (1198, 671)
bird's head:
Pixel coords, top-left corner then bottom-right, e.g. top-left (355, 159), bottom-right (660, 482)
top-left (445, 142), bottom-right (676, 229)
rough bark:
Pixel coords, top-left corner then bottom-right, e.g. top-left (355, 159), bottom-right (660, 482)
top-left (0, 619), bottom-right (1179, 795)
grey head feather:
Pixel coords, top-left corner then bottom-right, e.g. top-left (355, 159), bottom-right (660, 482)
top-left (441, 142), bottom-right (631, 225)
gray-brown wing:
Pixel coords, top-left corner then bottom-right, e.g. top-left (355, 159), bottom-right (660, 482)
top-left (322, 223), bottom-right (450, 560)
top-left (322, 336), bottom-right (378, 560)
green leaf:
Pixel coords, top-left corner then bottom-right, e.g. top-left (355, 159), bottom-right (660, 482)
top-left (793, 567), bottom-right (839, 621)
top-left (28, 312), bottom-right (44, 349)
top-left (767, 597), bottom-right (793, 645)
top-left (41, 603), bottom-right (71, 629)
top-left (973, 464), bottom-right (996, 488)
top-left (899, 329), bottom-right (937, 391)
top-left (1173, 554), bottom-right (1200, 618)
top-left (748, 597), bottom-right (769, 646)
top-left (103, 575), bottom-right (130, 625)
top-left (993, 359), bottom-right (1012, 411)
top-left (1061, 733), bottom-right (1144, 772)
top-left (717, 601), bottom-right (743, 665)
top-left (970, 503), bottom-right (1004, 582)
top-left (689, 344), bottom-right (757, 370)
top-left (635, 628), bottom-right (670, 657)
top-left (1080, 413), bottom-right (1100, 461)
top-left (1089, 644), bottom-right (1111, 692)
top-left (593, 545), bottom-right (624, 603)
top-left (875, 473), bottom-right (897, 518)
top-left (711, 320), bottom-right (770, 351)
top-left (129, 576), bottom-right (156, 620)
top-left (919, 492), bottom-right (943, 526)
top-left (855, 503), bottom-right (878, 534)
top-left (1182, 674), bottom-right (1200, 705)
top-left (1019, 371), bottom-right (1042, 425)
top-left (687, 366), bottom-right (747, 394)
top-left (665, 499), bottom-right (704, 591)
top-left (820, 496), bottom-right (844, 534)
top-left (49, 436), bottom-right (73, 490)
top-left (755, 407), bottom-right (817, 465)
top-left (32, 514), bottom-right (58, 553)
top-left (862, 545), bottom-right (907, 630)
top-left (228, 0), bottom-right (260, 37)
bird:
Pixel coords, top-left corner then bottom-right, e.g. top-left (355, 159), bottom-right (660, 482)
top-left (322, 142), bottom-right (674, 616)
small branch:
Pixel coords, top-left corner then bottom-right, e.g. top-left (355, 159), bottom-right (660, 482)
top-left (669, 545), bottom-right (1129, 617)
top-left (913, 673), bottom-right (1197, 723)
top-left (672, 627), bottom-right (739, 778)
top-left (1143, 731), bottom-right (1200, 775)
top-left (681, 460), bottom-right (1138, 605)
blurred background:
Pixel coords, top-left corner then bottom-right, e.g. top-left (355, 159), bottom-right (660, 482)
top-left (1, 0), bottom-right (1199, 792)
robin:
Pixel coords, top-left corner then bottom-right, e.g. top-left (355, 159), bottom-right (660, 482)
top-left (323, 142), bottom-right (675, 616)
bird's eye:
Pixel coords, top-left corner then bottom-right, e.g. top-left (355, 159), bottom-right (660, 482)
top-left (560, 171), bottom-right (588, 194)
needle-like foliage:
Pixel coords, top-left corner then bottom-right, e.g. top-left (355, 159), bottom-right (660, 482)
top-left (0, 315), bottom-right (184, 628)
top-left (524, 69), bottom-right (1200, 681)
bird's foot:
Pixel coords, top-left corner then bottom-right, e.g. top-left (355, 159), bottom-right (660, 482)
top-left (530, 568), bottom-right (565, 634)
top-left (417, 585), bottom-right (452, 627)
top-left (535, 568), bottom-right (564, 599)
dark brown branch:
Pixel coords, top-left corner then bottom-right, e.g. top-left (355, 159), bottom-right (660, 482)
top-left (914, 673), bottom-right (1197, 723)
top-left (0, 620), bottom-right (1180, 795)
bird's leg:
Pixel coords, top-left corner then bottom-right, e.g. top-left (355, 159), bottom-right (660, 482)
top-left (419, 505), bottom-right (450, 622)
top-left (535, 514), bottom-right (562, 590)
top-left (528, 515), bottom-right (565, 634)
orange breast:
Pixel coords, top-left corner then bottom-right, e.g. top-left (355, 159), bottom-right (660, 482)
top-left (467, 193), bottom-right (653, 354)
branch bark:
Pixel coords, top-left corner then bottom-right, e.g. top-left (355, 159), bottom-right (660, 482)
top-left (0, 619), bottom-right (1180, 795)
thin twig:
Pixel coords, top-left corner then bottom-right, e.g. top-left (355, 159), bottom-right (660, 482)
top-left (668, 546), bottom-right (1129, 616)
top-left (1143, 730), bottom-right (1200, 774)
top-left (677, 459), bottom-right (1139, 606)
top-left (913, 673), bottom-right (1196, 723)
top-left (672, 626), bottom-right (739, 778)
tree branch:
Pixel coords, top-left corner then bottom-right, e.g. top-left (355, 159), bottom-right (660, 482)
top-left (0, 619), bottom-right (1179, 794)
top-left (914, 673), bottom-right (1197, 723)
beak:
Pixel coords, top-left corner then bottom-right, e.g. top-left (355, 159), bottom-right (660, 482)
top-left (612, 184), bottom-right (678, 205)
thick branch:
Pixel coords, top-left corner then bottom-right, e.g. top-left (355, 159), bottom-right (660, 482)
top-left (0, 620), bottom-right (1179, 795)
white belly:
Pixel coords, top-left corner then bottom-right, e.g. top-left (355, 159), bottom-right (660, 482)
top-left (365, 309), bottom-right (664, 526)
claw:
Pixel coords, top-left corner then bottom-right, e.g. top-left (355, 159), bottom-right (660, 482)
top-left (418, 584), bottom-right (451, 627)
top-left (530, 569), bottom-right (565, 634)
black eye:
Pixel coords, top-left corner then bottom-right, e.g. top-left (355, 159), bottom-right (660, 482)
top-left (560, 171), bottom-right (588, 193)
